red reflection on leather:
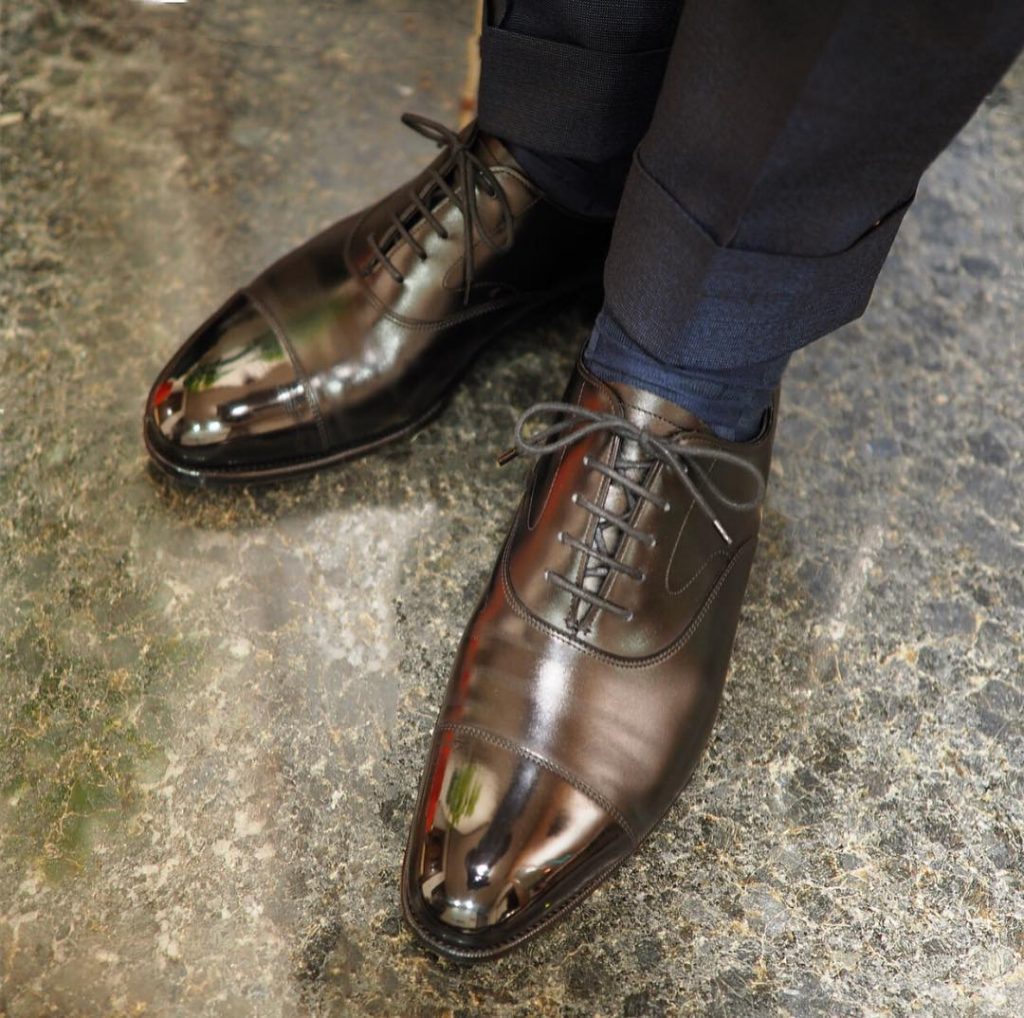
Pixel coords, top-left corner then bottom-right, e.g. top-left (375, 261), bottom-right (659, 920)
top-left (152, 380), bottom-right (173, 408)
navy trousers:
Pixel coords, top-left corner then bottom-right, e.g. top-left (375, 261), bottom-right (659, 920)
top-left (478, 1), bottom-right (1024, 374)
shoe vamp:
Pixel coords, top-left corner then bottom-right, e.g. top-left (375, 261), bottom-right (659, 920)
top-left (244, 178), bottom-right (548, 402)
top-left (440, 545), bottom-right (755, 839)
top-left (507, 432), bottom-right (748, 658)
top-left (244, 211), bottom-right (464, 426)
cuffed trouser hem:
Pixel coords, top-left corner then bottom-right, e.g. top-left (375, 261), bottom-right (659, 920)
top-left (477, 26), bottom-right (671, 162)
top-left (603, 153), bottom-right (913, 370)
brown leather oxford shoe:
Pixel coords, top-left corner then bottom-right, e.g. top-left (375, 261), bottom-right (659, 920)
top-left (402, 359), bottom-right (777, 960)
top-left (144, 115), bottom-right (611, 485)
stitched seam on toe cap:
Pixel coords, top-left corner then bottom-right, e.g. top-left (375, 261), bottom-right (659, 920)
top-left (242, 286), bottom-right (331, 452)
top-left (437, 720), bottom-right (637, 844)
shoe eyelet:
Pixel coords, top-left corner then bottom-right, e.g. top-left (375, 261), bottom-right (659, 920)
top-left (571, 493), bottom-right (580, 506)
top-left (649, 538), bottom-right (657, 549)
top-left (662, 502), bottom-right (672, 513)
top-left (637, 571), bottom-right (647, 583)
top-left (556, 531), bottom-right (565, 544)
top-left (543, 569), bottom-right (552, 581)
top-left (625, 611), bottom-right (635, 623)
top-left (582, 455), bottom-right (592, 467)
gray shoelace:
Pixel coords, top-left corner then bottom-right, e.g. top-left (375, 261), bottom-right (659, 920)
top-left (365, 113), bottom-right (514, 304)
top-left (503, 401), bottom-right (767, 625)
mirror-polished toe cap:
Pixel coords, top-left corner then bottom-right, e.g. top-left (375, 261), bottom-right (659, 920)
top-left (402, 728), bottom-right (633, 960)
top-left (144, 294), bottom-right (324, 480)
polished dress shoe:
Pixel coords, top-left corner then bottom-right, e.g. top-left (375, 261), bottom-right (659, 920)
top-left (144, 115), bottom-right (612, 484)
top-left (402, 360), bottom-right (776, 960)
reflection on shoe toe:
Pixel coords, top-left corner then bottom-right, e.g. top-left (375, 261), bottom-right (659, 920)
top-left (403, 729), bottom-right (631, 957)
top-left (144, 295), bottom-right (322, 475)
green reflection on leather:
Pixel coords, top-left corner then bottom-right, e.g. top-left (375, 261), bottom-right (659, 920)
top-left (445, 763), bottom-right (482, 825)
top-left (184, 334), bottom-right (286, 392)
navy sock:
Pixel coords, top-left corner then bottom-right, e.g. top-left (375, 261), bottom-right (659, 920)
top-left (583, 312), bottom-right (788, 443)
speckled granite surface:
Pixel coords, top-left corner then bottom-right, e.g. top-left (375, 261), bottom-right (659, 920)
top-left (1, 3), bottom-right (1022, 1015)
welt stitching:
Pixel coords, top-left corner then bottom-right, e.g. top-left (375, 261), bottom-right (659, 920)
top-left (439, 721), bottom-right (636, 843)
top-left (404, 846), bottom-right (626, 959)
top-left (150, 405), bottom-right (431, 475)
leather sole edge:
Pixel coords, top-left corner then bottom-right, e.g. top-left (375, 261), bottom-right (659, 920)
top-left (143, 397), bottom-right (446, 489)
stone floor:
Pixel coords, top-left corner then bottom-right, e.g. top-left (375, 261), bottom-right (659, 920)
top-left (1, 2), bottom-right (1022, 1016)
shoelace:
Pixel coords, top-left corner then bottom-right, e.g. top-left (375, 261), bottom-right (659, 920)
top-left (365, 113), bottom-right (514, 304)
top-left (502, 402), bottom-right (767, 624)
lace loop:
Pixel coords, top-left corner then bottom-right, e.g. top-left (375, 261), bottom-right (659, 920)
top-left (513, 401), bottom-right (765, 545)
top-left (366, 114), bottom-right (515, 304)
top-left (510, 400), bottom-right (767, 627)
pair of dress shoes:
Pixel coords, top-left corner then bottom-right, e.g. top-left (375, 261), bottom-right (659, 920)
top-left (145, 116), bottom-right (776, 960)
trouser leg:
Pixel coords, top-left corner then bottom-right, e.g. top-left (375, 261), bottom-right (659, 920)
top-left (476, 1), bottom-right (684, 215)
top-left (588, 0), bottom-right (1024, 435)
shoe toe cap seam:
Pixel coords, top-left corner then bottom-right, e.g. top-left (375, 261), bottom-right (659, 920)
top-left (242, 284), bottom-right (331, 452)
top-left (436, 720), bottom-right (637, 844)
